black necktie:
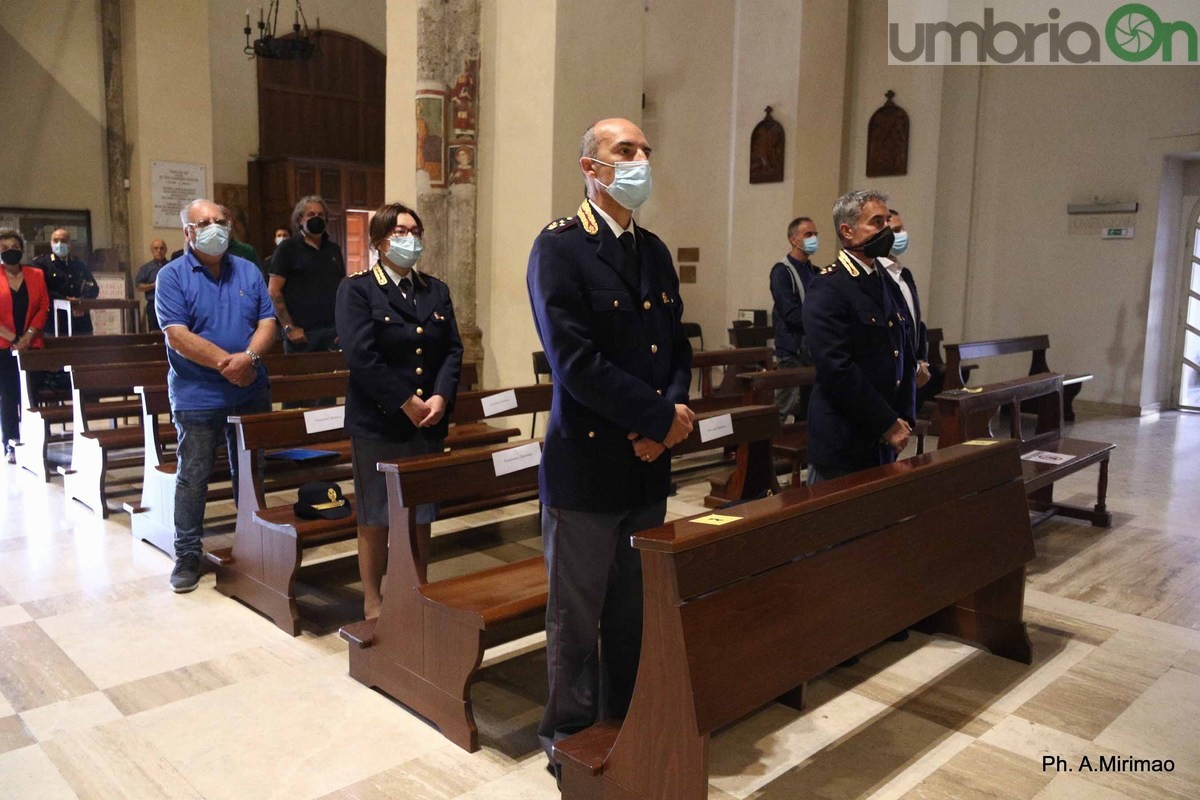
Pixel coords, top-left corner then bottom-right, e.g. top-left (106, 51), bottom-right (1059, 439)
top-left (399, 276), bottom-right (414, 308)
top-left (618, 231), bottom-right (640, 284)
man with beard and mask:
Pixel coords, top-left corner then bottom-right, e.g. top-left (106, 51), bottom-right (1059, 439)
top-left (155, 199), bottom-right (275, 594)
top-left (769, 215), bottom-right (821, 422)
top-left (32, 228), bottom-right (99, 335)
top-left (802, 189), bottom-right (917, 485)
top-left (268, 195), bottom-right (346, 353)
top-left (526, 117), bottom-right (694, 785)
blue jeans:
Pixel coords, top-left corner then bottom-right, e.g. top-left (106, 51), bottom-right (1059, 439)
top-left (172, 388), bottom-right (271, 558)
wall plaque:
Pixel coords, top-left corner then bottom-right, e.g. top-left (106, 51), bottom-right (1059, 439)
top-left (866, 91), bottom-right (909, 177)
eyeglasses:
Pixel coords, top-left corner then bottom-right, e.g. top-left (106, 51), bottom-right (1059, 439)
top-left (188, 218), bottom-right (231, 230)
top-left (391, 226), bottom-right (422, 238)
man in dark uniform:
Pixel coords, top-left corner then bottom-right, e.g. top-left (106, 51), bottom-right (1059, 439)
top-left (32, 228), bottom-right (99, 335)
top-left (802, 189), bottom-right (917, 485)
top-left (527, 117), bottom-right (694, 781)
top-left (770, 215), bottom-right (820, 421)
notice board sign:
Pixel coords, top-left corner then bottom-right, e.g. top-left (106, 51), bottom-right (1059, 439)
top-left (152, 161), bottom-right (206, 228)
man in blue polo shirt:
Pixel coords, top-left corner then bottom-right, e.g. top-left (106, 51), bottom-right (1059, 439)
top-left (156, 198), bottom-right (276, 593)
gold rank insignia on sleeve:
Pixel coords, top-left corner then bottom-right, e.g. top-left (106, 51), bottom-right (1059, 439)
top-left (577, 201), bottom-right (599, 235)
top-left (836, 251), bottom-right (860, 278)
top-left (372, 264), bottom-right (388, 285)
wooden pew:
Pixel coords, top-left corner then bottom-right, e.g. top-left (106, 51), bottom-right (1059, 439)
top-left (127, 361), bottom-right (488, 558)
top-left (210, 384), bottom-right (548, 635)
top-left (943, 334), bottom-right (1092, 421)
top-left (936, 373), bottom-right (1114, 527)
top-left (554, 440), bottom-right (1036, 799)
top-left (729, 366), bottom-right (816, 491)
top-left (339, 404), bottom-right (780, 753)
top-left (41, 331), bottom-right (164, 350)
top-left (689, 347), bottom-right (773, 414)
top-left (13, 344), bottom-right (169, 480)
top-left (59, 360), bottom-right (172, 516)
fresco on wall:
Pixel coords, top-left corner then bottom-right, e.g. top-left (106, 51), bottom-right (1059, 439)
top-left (416, 90), bottom-right (446, 188)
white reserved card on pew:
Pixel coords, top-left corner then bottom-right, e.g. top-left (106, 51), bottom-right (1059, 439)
top-left (698, 414), bottom-right (734, 443)
top-left (1021, 449), bottom-right (1075, 465)
top-left (303, 406), bottom-right (345, 434)
top-left (492, 442), bottom-right (542, 477)
top-left (481, 389), bottom-right (518, 417)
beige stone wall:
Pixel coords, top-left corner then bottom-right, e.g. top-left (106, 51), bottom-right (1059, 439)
top-left (0, 0), bottom-right (112, 249)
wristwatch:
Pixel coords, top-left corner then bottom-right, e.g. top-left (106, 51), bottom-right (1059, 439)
top-left (245, 348), bottom-right (262, 367)
top-left (283, 324), bottom-right (294, 334)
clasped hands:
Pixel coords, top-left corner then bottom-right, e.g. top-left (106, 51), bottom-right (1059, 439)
top-left (628, 404), bottom-right (695, 463)
top-left (402, 394), bottom-right (447, 428)
top-left (216, 351), bottom-right (258, 387)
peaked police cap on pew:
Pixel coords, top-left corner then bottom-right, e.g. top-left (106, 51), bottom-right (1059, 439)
top-left (294, 481), bottom-right (352, 520)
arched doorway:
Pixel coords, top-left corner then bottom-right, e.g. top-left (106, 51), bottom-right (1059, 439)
top-left (1177, 196), bottom-right (1200, 411)
top-left (248, 30), bottom-right (385, 272)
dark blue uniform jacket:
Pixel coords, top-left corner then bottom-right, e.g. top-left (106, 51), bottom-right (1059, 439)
top-left (527, 201), bottom-right (692, 512)
top-left (335, 264), bottom-right (463, 442)
top-left (803, 255), bottom-right (917, 472)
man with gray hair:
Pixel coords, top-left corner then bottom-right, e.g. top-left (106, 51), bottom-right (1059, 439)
top-left (801, 189), bottom-right (917, 484)
top-left (155, 199), bottom-right (275, 592)
top-left (268, 195), bottom-right (345, 353)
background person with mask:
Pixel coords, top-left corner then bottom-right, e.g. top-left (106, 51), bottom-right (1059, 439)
top-left (802, 189), bottom-right (916, 485)
top-left (32, 228), bottom-right (99, 335)
top-left (154, 199), bottom-right (275, 594)
top-left (269, 195), bottom-right (346, 353)
top-left (880, 208), bottom-right (931, 391)
top-left (134, 239), bottom-right (170, 331)
top-left (263, 226), bottom-right (290, 279)
top-left (526, 117), bottom-right (694, 785)
top-left (334, 201), bottom-right (463, 621)
top-left (770, 215), bottom-right (820, 421)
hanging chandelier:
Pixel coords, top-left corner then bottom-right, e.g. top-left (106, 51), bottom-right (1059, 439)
top-left (244, 0), bottom-right (321, 60)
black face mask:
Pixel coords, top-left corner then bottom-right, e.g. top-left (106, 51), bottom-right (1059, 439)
top-left (853, 226), bottom-right (895, 259)
top-left (304, 216), bottom-right (327, 236)
top-left (0, 250), bottom-right (22, 266)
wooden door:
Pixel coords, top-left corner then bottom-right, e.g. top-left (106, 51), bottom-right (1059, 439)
top-left (345, 210), bottom-right (370, 275)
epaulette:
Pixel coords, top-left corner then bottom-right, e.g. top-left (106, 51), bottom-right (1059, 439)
top-left (818, 263), bottom-right (838, 275)
top-left (347, 268), bottom-right (371, 278)
top-left (544, 216), bottom-right (577, 233)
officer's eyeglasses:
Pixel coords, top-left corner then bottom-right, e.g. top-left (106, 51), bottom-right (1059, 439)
top-left (188, 218), bottom-right (231, 230)
top-left (391, 225), bottom-right (422, 238)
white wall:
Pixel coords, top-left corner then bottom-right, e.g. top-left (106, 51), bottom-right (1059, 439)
top-left (0, 0), bottom-right (112, 249)
top-left (639, 0), bottom-right (735, 351)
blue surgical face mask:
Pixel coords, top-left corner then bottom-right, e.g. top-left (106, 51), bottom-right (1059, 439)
top-left (191, 223), bottom-right (230, 257)
top-left (890, 230), bottom-right (909, 256)
top-left (51, 241), bottom-right (69, 258)
top-left (801, 235), bottom-right (819, 255)
top-left (590, 158), bottom-right (652, 211)
top-left (386, 235), bottom-right (423, 269)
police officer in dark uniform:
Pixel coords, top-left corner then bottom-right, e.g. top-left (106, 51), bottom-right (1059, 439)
top-left (334, 201), bottom-right (462, 620)
top-left (803, 189), bottom-right (917, 485)
top-left (32, 228), bottom-right (99, 335)
top-left (526, 117), bottom-right (694, 781)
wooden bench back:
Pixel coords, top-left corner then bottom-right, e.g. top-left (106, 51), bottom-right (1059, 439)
top-left (943, 335), bottom-right (1050, 390)
top-left (42, 332), bottom-right (164, 350)
top-left (17, 344), bottom-right (169, 412)
top-left (936, 373), bottom-right (1064, 452)
top-left (691, 347), bottom-right (773, 406)
top-left (735, 365), bottom-right (814, 405)
top-left (580, 441), bottom-right (1032, 792)
top-left (66, 360), bottom-right (169, 433)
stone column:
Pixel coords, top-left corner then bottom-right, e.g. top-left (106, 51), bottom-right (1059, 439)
top-left (415, 0), bottom-right (483, 365)
top-left (99, 0), bottom-right (132, 290)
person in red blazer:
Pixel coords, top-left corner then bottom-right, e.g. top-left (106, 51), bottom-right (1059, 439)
top-left (0, 228), bottom-right (50, 463)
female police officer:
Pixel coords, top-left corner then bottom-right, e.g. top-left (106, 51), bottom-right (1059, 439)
top-left (335, 202), bottom-right (463, 619)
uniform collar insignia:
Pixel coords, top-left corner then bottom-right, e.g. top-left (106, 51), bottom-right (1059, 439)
top-left (577, 200), bottom-right (599, 236)
top-left (372, 264), bottom-right (388, 286)
top-left (837, 251), bottom-right (861, 278)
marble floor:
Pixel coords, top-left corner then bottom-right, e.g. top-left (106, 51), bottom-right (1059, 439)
top-left (1, 411), bottom-right (1198, 799)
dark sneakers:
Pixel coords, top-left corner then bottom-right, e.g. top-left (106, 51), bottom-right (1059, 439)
top-left (170, 554), bottom-right (202, 593)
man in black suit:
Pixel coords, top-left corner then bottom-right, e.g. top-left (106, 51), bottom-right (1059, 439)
top-left (883, 209), bottom-right (938, 404)
top-left (802, 190), bottom-right (917, 484)
top-left (526, 117), bottom-right (694, 779)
